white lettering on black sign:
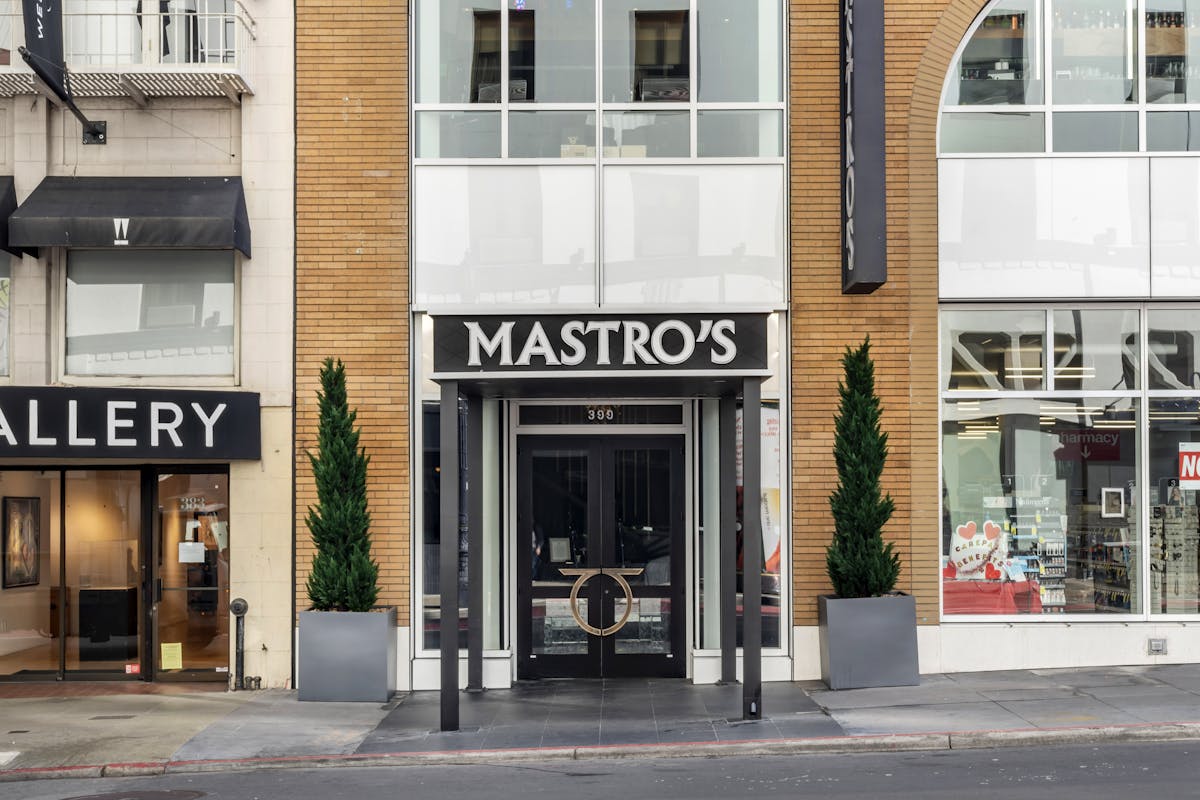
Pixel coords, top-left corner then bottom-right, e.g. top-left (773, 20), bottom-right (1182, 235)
top-left (0, 387), bottom-right (259, 459)
top-left (433, 314), bottom-right (768, 376)
top-left (464, 318), bottom-right (736, 368)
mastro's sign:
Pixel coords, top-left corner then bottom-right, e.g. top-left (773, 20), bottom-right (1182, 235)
top-left (433, 314), bottom-right (770, 376)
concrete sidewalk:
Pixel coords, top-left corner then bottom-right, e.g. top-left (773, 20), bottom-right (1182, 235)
top-left (5, 664), bottom-right (1200, 781)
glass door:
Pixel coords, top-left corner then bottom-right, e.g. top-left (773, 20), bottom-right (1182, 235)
top-left (152, 471), bottom-right (230, 680)
top-left (517, 436), bottom-right (684, 678)
top-left (64, 470), bottom-right (143, 676)
top-left (602, 441), bottom-right (684, 677)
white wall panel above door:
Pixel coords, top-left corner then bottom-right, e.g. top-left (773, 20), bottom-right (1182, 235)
top-left (939, 158), bottom-right (1150, 299)
top-left (602, 164), bottom-right (785, 306)
top-left (413, 165), bottom-right (597, 308)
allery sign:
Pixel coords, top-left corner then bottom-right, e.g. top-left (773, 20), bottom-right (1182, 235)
top-left (0, 387), bottom-right (260, 460)
top-left (433, 314), bottom-right (769, 377)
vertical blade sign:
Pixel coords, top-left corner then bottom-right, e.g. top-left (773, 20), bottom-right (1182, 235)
top-left (20, 0), bottom-right (73, 105)
top-left (841, 0), bottom-right (887, 293)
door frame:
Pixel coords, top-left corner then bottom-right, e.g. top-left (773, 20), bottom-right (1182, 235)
top-left (148, 465), bottom-right (231, 683)
top-left (515, 433), bottom-right (687, 679)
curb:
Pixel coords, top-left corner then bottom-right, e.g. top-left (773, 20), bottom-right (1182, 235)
top-left (4, 723), bottom-right (1200, 783)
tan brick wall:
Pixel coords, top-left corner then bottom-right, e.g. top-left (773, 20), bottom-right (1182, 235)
top-left (295, 1), bottom-right (411, 624)
top-left (789, 0), bottom-right (987, 627)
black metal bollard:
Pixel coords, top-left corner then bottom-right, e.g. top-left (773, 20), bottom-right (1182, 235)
top-left (230, 597), bottom-right (249, 690)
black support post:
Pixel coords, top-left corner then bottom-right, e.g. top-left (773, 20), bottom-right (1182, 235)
top-left (439, 380), bottom-right (460, 732)
top-left (466, 394), bottom-right (485, 693)
top-left (719, 394), bottom-right (737, 685)
top-left (741, 378), bottom-right (762, 721)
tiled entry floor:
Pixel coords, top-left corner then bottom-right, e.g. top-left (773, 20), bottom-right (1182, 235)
top-left (356, 679), bottom-right (844, 754)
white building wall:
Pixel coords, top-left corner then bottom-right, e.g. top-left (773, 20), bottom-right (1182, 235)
top-left (0, 0), bottom-right (295, 688)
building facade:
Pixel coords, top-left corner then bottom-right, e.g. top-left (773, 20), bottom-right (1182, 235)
top-left (292, 0), bottom-right (1200, 692)
top-left (0, 0), bottom-right (294, 686)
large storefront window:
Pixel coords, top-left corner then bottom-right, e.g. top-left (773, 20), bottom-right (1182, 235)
top-left (65, 250), bottom-right (235, 378)
top-left (943, 397), bottom-right (1139, 614)
top-left (941, 306), bottom-right (1200, 617)
top-left (0, 467), bottom-right (232, 679)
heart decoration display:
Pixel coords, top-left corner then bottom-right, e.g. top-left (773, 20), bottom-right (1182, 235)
top-left (948, 520), bottom-right (1009, 581)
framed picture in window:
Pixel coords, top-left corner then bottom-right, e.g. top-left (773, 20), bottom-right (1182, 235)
top-left (1101, 487), bottom-right (1125, 519)
top-left (2, 496), bottom-right (40, 588)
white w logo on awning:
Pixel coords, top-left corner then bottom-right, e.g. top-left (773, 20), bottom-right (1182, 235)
top-left (113, 217), bottom-right (129, 245)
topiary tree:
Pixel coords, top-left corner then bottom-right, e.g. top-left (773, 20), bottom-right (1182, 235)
top-left (826, 336), bottom-right (900, 598)
top-left (305, 357), bottom-right (379, 612)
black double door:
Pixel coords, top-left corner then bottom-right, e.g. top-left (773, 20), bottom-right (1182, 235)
top-left (517, 435), bottom-right (685, 679)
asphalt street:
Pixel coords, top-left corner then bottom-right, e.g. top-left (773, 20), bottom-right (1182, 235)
top-left (4, 741), bottom-right (1200, 800)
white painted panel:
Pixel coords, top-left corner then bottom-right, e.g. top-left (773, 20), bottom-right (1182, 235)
top-left (937, 622), bottom-right (1200, 672)
top-left (939, 158), bottom-right (1150, 299)
top-left (1151, 158), bottom-right (1200, 297)
top-left (413, 166), bottom-right (597, 307)
top-left (799, 622), bottom-right (1200, 675)
top-left (603, 165), bottom-right (785, 306)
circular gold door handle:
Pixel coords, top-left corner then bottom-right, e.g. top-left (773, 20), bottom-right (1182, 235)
top-left (559, 568), bottom-right (644, 636)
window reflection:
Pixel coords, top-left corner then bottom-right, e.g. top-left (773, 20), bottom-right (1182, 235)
top-left (1052, 0), bottom-right (1137, 104)
top-left (1052, 309), bottom-right (1139, 391)
top-left (1148, 400), bottom-right (1200, 612)
top-left (415, 0), bottom-right (502, 104)
top-left (602, 0), bottom-right (690, 103)
top-left (65, 250), bottom-right (234, 377)
top-left (1149, 310), bottom-right (1200, 389)
top-left (504, 0), bottom-right (595, 103)
top-left (950, 0), bottom-right (1044, 105)
top-left (1145, 0), bottom-right (1200, 104)
top-left (941, 309), bottom-right (1046, 391)
top-left (942, 398), bottom-right (1140, 615)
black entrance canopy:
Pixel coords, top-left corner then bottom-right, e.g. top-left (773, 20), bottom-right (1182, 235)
top-left (0, 177), bottom-right (30, 258)
top-left (9, 176), bottom-right (251, 257)
top-left (429, 312), bottom-right (769, 731)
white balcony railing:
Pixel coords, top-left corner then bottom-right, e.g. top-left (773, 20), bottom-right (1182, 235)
top-left (0, 0), bottom-right (256, 100)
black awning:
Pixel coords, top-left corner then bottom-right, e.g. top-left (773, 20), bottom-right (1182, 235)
top-left (9, 176), bottom-right (251, 257)
top-left (0, 177), bottom-right (29, 258)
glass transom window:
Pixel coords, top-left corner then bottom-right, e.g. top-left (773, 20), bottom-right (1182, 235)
top-left (65, 250), bottom-right (235, 378)
top-left (941, 0), bottom-right (1200, 152)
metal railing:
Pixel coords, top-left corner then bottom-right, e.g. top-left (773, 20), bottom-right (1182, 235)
top-left (0, 0), bottom-right (255, 71)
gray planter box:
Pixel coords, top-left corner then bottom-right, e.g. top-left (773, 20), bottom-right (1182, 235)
top-left (298, 606), bottom-right (397, 702)
top-left (818, 594), bottom-right (918, 690)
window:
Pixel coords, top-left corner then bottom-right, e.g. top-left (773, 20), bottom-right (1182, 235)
top-left (65, 250), bottom-right (235, 378)
top-left (941, 306), bottom-right (1200, 617)
top-left (632, 10), bottom-right (690, 101)
top-left (941, 0), bottom-right (1200, 152)
top-left (415, 0), bottom-right (784, 160)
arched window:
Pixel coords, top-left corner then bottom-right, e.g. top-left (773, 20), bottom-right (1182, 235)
top-left (940, 0), bottom-right (1200, 153)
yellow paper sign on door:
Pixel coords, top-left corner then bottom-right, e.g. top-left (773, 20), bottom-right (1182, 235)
top-left (161, 642), bottom-right (183, 671)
